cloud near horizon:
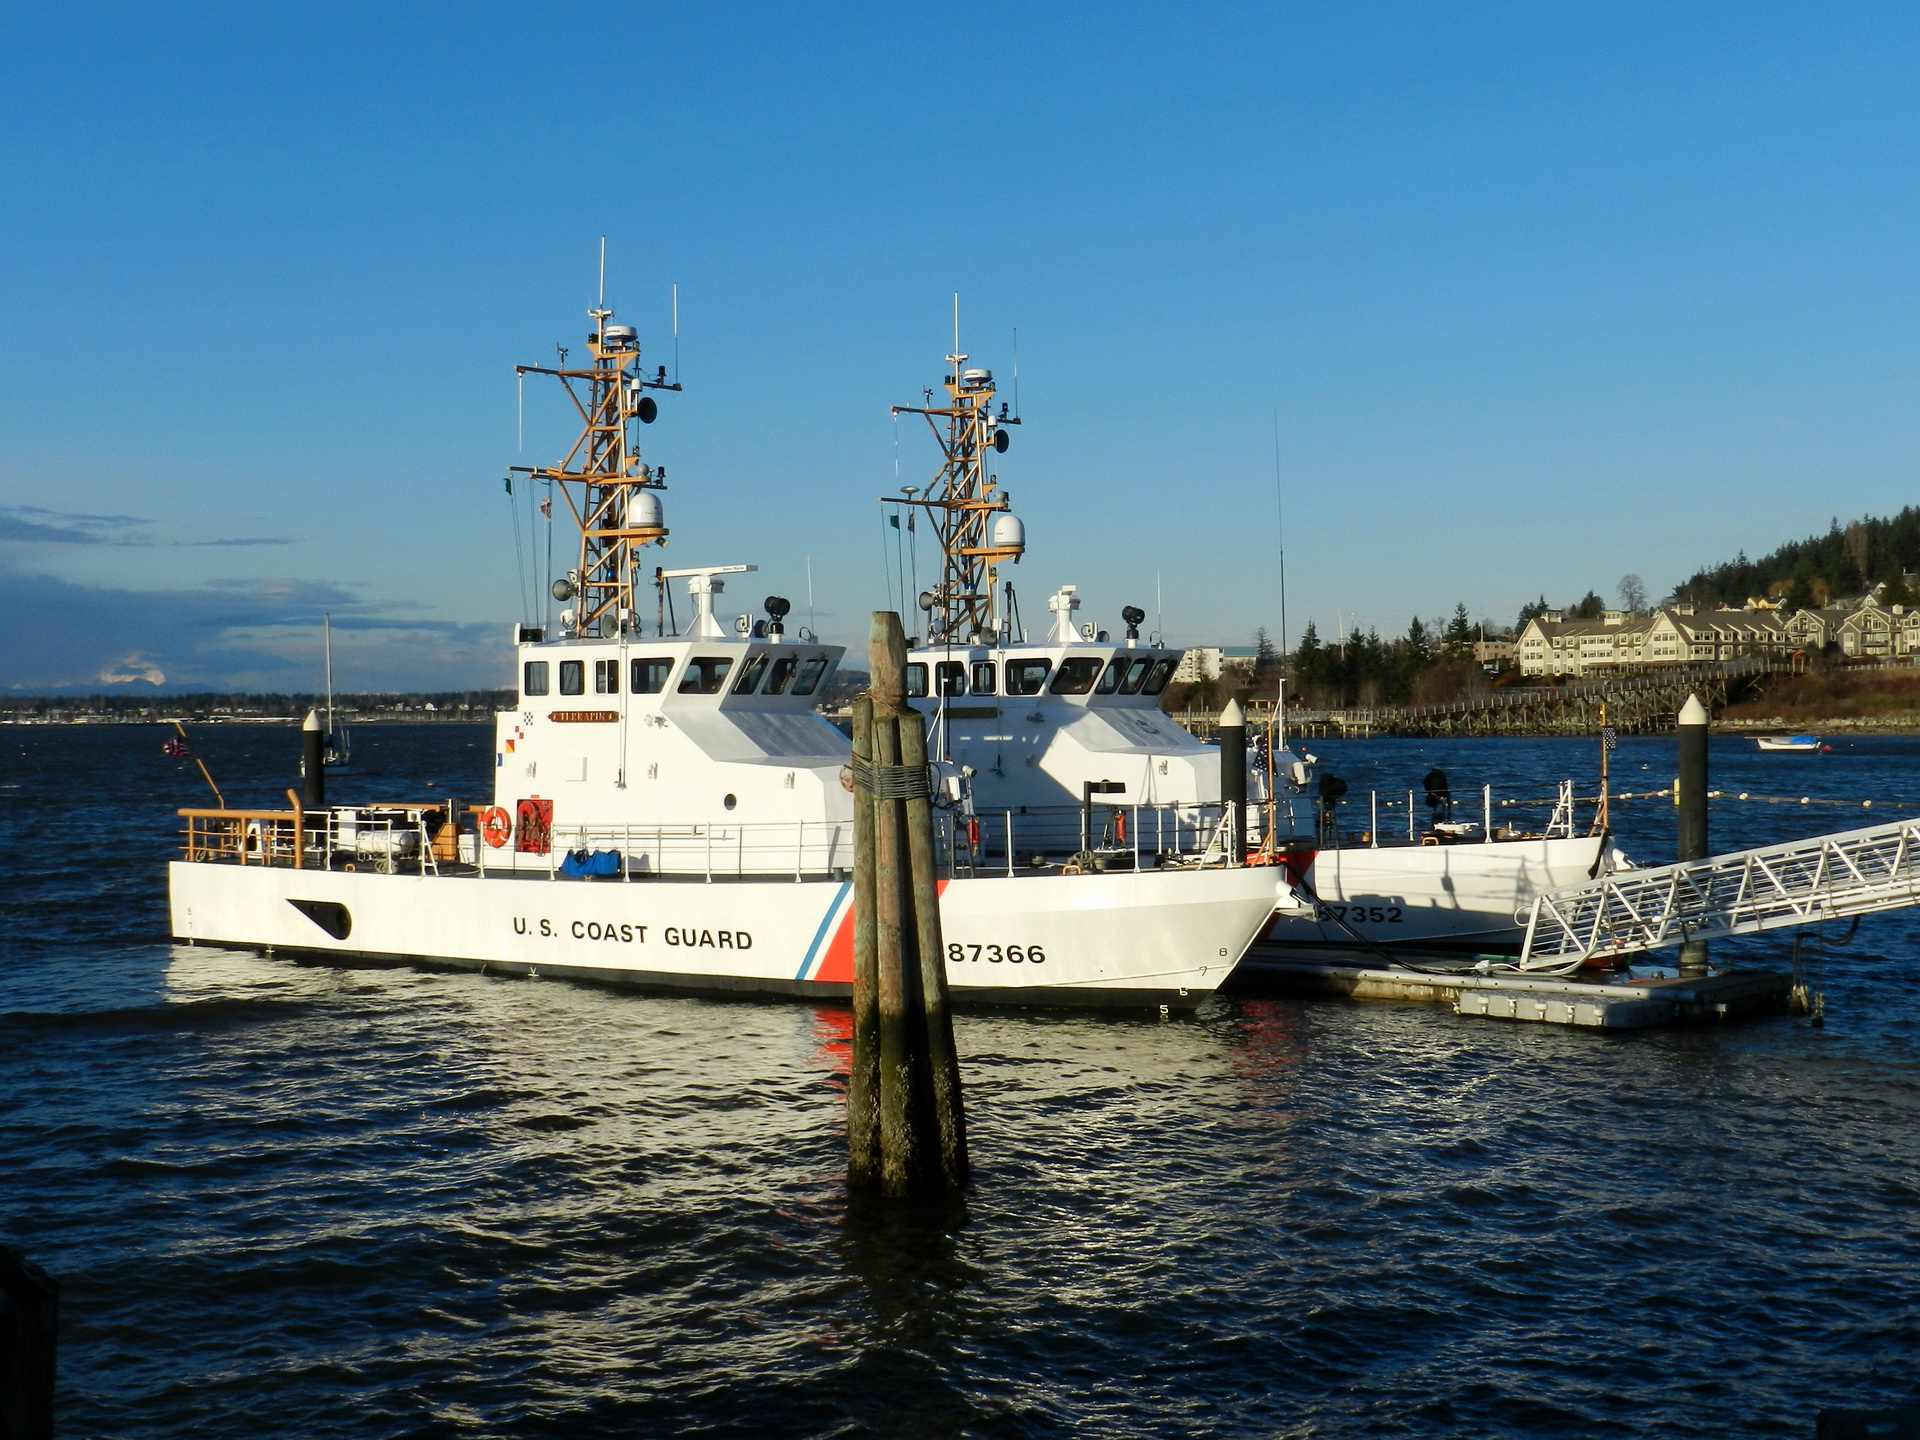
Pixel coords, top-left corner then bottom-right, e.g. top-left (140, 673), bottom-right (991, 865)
top-left (0, 504), bottom-right (291, 548)
top-left (0, 564), bottom-right (511, 693)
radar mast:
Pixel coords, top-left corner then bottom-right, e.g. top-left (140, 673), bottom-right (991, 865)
top-left (512, 299), bottom-right (680, 638)
top-left (888, 342), bottom-right (1024, 644)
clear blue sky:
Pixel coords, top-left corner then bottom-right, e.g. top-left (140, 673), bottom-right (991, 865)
top-left (6, 2), bottom-right (1920, 692)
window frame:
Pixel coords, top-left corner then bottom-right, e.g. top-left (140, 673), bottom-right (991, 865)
top-left (1005, 659), bottom-right (1052, 696)
top-left (678, 656), bottom-right (735, 695)
top-left (1141, 658), bottom-right (1176, 695)
top-left (764, 656), bottom-right (798, 695)
top-left (522, 660), bottom-right (550, 697)
top-left (970, 660), bottom-right (997, 695)
top-left (559, 660), bottom-right (585, 696)
top-left (1094, 658), bottom-right (1125, 694)
top-left (733, 653), bottom-right (770, 695)
top-left (1116, 657), bottom-right (1153, 695)
top-left (792, 656), bottom-right (829, 696)
top-left (934, 661), bottom-right (967, 698)
top-left (630, 657), bottom-right (673, 694)
top-left (1049, 657), bottom-right (1105, 695)
top-left (594, 658), bottom-right (620, 695)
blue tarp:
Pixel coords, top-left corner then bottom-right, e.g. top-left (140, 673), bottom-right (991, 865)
top-left (559, 849), bottom-right (623, 878)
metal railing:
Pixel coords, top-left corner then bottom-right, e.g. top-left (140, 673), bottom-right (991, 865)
top-left (1516, 814), bottom-right (1920, 972)
top-left (183, 800), bottom-right (1254, 881)
top-left (180, 805), bottom-right (446, 876)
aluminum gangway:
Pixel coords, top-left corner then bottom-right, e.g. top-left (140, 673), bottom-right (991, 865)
top-left (1515, 815), bottom-right (1920, 973)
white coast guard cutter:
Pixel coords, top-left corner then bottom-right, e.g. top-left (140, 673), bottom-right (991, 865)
top-left (168, 297), bottom-right (1295, 1006)
top-left (880, 348), bottom-right (1622, 956)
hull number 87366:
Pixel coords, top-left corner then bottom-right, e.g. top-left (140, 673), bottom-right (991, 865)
top-left (947, 942), bottom-right (1046, 964)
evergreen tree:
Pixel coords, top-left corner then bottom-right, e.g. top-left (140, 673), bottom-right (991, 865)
top-left (1570, 591), bottom-right (1606, 620)
top-left (1442, 602), bottom-right (1475, 659)
top-left (1291, 622), bottom-right (1323, 698)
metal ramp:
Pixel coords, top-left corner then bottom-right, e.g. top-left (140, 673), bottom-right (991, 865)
top-left (1517, 815), bottom-right (1920, 973)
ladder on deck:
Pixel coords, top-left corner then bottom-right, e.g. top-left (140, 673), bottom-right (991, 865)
top-left (1516, 815), bottom-right (1920, 972)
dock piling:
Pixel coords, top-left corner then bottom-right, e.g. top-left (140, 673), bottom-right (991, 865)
top-left (847, 612), bottom-right (968, 1197)
top-left (301, 709), bottom-right (325, 809)
top-left (1218, 698), bottom-right (1246, 862)
top-left (0, 1246), bottom-right (56, 1440)
top-left (1677, 693), bottom-right (1710, 975)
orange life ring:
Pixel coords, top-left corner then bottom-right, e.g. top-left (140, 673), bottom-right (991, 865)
top-left (480, 806), bottom-right (513, 848)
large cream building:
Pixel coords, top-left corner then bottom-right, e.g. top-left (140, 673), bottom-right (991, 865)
top-left (1515, 597), bottom-right (1920, 677)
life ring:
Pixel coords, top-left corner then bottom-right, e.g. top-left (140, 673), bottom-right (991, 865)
top-left (480, 806), bottom-right (513, 848)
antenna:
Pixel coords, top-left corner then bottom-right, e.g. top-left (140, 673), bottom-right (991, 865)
top-left (1012, 327), bottom-right (1020, 416)
top-left (597, 236), bottom-right (606, 308)
top-left (806, 553), bottom-right (815, 636)
top-left (672, 283), bottom-right (680, 384)
top-left (1273, 410), bottom-right (1289, 657)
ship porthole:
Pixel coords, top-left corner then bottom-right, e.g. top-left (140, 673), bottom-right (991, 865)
top-left (723, 793), bottom-right (737, 810)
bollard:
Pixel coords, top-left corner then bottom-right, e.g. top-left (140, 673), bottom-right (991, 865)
top-left (1218, 698), bottom-right (1247, 863)
top-left (1677, 693), bottom-right (1709, 975)
top-left (846, 612), bottom-right (968, 1197)
top-left (301, 709), bottom-right (326, 810)
top-left (0, 1246), bottom-right (57, 1440)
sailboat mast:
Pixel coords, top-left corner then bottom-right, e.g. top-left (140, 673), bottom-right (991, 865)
top-left (324, 613), bottom-right (335, 739)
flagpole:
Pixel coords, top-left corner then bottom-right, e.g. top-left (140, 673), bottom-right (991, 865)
top-left (173, 721), bottom-right (225, 809)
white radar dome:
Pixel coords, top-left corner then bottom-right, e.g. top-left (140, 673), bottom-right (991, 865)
top-left (990, 512), bottom-right (1025, 554)
top-left (630, 490), bottom-right (664, 529)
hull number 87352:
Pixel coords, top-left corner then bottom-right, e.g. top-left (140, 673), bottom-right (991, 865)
top-left (948, 942), bottom-right (1046, 964)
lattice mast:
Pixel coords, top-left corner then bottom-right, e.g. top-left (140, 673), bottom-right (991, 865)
top-left (889, 347), bottom-right (1023, 644)
top-left (512, 302), bottom-right (680, 638)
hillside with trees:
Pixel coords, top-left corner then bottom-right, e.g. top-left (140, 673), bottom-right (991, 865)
top-left (1672, 508), bottom-right (1920, 612)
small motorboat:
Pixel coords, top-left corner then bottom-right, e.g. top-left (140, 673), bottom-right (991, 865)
top-left (1755, 734), bottom-right (1822, 752)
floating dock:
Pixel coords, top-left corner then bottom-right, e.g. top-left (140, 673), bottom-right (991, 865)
top-left (1233, 947), bottom-right (1793, 1029)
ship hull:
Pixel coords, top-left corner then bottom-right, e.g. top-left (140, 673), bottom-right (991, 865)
top-left (1259, 835), bottom-right (1611, 953)
top-left (169, 862), bottom-right (1285, 1009)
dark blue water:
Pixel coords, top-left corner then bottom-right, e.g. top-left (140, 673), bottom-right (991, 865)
top-left (4, 723), bottom-right (1919, 1436)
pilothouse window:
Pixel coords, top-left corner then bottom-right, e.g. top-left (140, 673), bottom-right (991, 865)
top-left (1049, 658), bottom-right (1104, 695)
top-left (971, 661), bottom-right (997, 695)
top-left (678, 656), bottom-right (734, 694)
top-left (733, 653), bottom-right (769, 694)
top-left (906, 663), bottom-right (929, 698)
top-left (523, 661), bottom-right (549, 697)
top-left (935, 662), bottom-right (967, 697)
top-left (793, 656), bottom-right (829, 696)
top-left (1006, 660), bottom-right (1052, 695)
top-left (1116, 658), bottom-right (1153, 695)
top-left (764, 657), bottom-right (797, 694)
top-left (559, 660), bottom-right (585, 696)
top-left (631, 658), bottom-right (672, 694)
top-left (1141, 658), bottom-right (1175, 695)
top-left (594, 659), bottom-right (620, 694)
top-left (1095, 658), bottom-right (1125, 694)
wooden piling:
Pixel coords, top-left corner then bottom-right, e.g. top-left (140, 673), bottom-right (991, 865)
top-left (846, 693), bottom-right (881, 1187)
top-left (845, 611), bottom-right (968, 1197)
top-left (896, 688), bottom-right (969, 1189)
